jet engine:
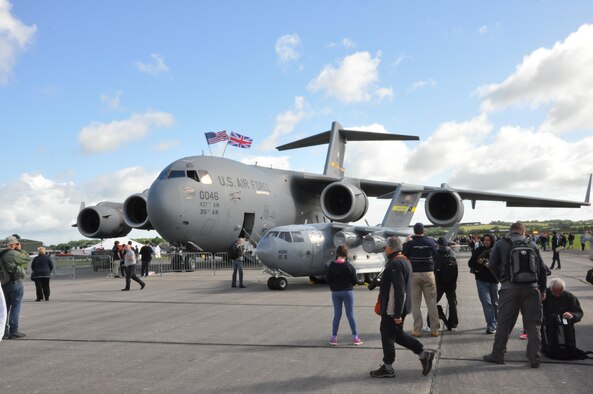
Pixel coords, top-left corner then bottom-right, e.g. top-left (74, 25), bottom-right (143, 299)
top-left (76, 202), bottom-right (131, 238)
top-left (123, 191), bottom-right (153, 230)
top-left (362, 234), bottom-right (387, 254)
top-left (333, 231), bottom-right (363, 248)
top-left (320, 182), bottom-right (369, 223)
top-left (425, 190), bottom-right (464, 227)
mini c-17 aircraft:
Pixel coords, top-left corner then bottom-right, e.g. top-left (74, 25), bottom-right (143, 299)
top-left (75, 121), bottom-right (591, 267)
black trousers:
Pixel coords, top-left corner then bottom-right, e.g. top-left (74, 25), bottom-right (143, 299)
top-left (437, 283), bottom-right (458, 326)
top-left (34, 278), bottom-right (50, 301)
top-left (551, 251), bottom-right (561, 269)
top-left (141, 260), bottom-right (151, 276)
top-left (124, 265), bottom-right (145, 290)
top-left (380, 315), bottom-right (423, 366)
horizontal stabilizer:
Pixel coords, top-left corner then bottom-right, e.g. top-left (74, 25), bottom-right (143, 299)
top-left (276, 130), bottom-right (419, 151)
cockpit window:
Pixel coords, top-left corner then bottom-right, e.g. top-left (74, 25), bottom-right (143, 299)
top-left (279, 232), bottom-right (292, 243)
top-left (187, 170), bottom-right (199, 182)
top-left (168, 170), bottom-right (185, 178)
top-left (291, 231), bottom-right (305, 242)
top-left (198, 170), bottom-right (212, 184)
top-left (265, 231), bottom-right (279, 238)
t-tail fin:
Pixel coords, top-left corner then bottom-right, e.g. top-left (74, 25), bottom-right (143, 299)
top-left (380, 184), bottom-right (422, 229)
top-left (276, 121), bottom-right (419, 178)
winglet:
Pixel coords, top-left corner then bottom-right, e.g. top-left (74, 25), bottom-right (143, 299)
top-left (585, 174), bottom-right (592, 204)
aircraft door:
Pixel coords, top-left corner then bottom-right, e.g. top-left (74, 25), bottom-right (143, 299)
top-left (239, 212), bottom-right (255, 240)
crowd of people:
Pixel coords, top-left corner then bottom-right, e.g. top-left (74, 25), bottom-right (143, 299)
top-left (326, 222), bottom-right (587, 377)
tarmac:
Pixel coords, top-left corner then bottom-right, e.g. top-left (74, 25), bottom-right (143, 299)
top-left (1, 249), bottom-right (592, 394)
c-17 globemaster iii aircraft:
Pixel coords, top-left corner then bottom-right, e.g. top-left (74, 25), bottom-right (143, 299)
top-left (75, 121), bottom-right (591, 264)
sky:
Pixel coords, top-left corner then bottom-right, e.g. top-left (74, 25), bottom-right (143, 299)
top-left (1, 0), bottom-right (593, 245)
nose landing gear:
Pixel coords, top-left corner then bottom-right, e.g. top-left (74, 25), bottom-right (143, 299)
top-left (267, 276), bottom-right (288, 290)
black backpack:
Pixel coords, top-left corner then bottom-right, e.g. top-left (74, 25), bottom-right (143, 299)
top-left (542, 315), bottom-right (593, 360)
top-left (435, 250), bottom-right (458, 285)
top-left (504, 237), bottom-right (539, 284)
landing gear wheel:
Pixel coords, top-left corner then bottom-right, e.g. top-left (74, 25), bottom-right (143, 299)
top-left (276, 277), bottom-right (288, 290)
top-left (355, 273), bottom-right (366, 286)
top-left (267, 277), bottom-right (276, 290)
top-left (365, 272), bottom-right (378, 283)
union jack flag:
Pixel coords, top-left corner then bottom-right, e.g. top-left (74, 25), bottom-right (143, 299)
top-left (227, 131), bottom-right (253, 148)
top-left (205, 131), bottom-right (228, 145)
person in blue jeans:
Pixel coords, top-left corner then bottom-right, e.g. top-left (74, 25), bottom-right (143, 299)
top-left (468, 234), bottom-right (500, 334)
top-left (325, 244), bottom-right (362, 346)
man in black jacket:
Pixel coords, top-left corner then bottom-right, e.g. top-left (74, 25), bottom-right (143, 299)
top-left (370, 237), bottom-right (435, 378)
top-left (550, 231), bottom-right (563, 270)
top-left (483, 222), bottom-right (547, 368)
top-left (543, 278), bottom-right (583, 322)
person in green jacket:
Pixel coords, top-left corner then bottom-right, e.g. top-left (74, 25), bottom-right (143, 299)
top-left (1, 236), bottom-right (31, 339)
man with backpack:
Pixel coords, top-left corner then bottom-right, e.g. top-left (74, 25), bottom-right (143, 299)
top-left (230, 238), bottom-right (246, 288)
top-left (1, 236), bottom-right (31, 339)
top-left (483, 222), bottom-right (547, 368)
top-left (431, 237), bottom-right (458, 330)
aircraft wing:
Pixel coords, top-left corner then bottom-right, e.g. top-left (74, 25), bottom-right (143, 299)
top-left (359, 180), bottom-right (590, 208)
top-left (293, 173), bottom-right (590, 208)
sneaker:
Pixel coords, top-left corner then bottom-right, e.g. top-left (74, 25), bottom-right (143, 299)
top-left (329, 336), bottom-right (337, 346)
top-left (483, 354), bottom-right (505, 364)
top-left (140, 283), bottom-right (145, 290)
top-left (239, 285), bottom-right (246, 288)
top-left (486, 328), bottom-right (496, 335)
top-left (411, 331), bottom-right (423, 337)
top-left (420, 351), bottom-right (435, 375)
top-left (353, 336), bottom-right (363, 346)
top-left (519, 333), bottom-right (528, 340)
top-left (369, 365), bottom-right (395, 378)
top-left (423, 325), bottom-right (431, 332)
top-left (121, 288), bottom-right (130, 291)
top-left (8, 332), bottom-right (26, 339)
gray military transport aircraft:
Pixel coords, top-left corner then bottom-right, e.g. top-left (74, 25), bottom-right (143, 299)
top-left (75, 121), bottom-right (590, 287)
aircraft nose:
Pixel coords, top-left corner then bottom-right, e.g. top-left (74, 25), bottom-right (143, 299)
top-left (256, 237), bottom-right (279, 269)
top-left (147, 179), bottom-right (183, 239)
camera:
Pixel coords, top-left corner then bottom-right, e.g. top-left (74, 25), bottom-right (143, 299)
top-left (368, 278), bottom-right (380, 291)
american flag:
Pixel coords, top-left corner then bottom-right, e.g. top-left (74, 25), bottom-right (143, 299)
top-left (227, 131), bottom-right (253, 148)
top-left (205, 131), bottom-right (229, 145)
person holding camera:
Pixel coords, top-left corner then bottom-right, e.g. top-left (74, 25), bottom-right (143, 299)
top-left (369, 237), bottom-right (435, 378)
top-left (468, 234), bottom-right (499, 335)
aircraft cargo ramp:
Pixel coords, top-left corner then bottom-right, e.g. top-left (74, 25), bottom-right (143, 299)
top-left (1, 251), bottom-right (591, 393)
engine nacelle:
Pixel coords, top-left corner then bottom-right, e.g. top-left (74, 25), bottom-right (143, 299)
top-left (76, 202), bottom-right (131, 238)
top-left (425, 191), bottom-right (464, 227)
top-left (333, 231), bottom-right (363, 248)
top-left (321, 182), bottom-right (369, 223)
top-left (362, 234), bottom-right (387, 254)
top-left (123, 191), bottom-right (153, 230)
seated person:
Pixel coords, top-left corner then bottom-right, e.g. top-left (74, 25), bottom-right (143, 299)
top-left (543, 278), bottom-right (583, 323)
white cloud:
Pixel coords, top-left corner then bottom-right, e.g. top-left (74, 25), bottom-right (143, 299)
top-left (78, 111), bottom-right (175, 154)
top-left (240, 155), bottom-right (290, 170)
top-left (155, 140), bottom-right (179, 151)
top-left (260, 96), bottom-right (312, 151)
top-left (136, 53), bottom-right (169, 75)
top-left (275, 33), bottom-right (301, 64)
top-left (476, 24), bottom-right (593, 133)
top-left (0, 0), bottom-right (37, 85)
top-left (308, 51), bottom-right (392, 103)
top-left (408, 79), bottom-right (437, 92)
top-left (0, 167), bottom-right (158, 245)
top-left (100, 91), bottom-right (122, 110)
top-left (343, 119), bottom-right (593, 227)
top-left (342, 38), bottom-right (356, 48)
top-left (479, 25), bottom-right (488, 34)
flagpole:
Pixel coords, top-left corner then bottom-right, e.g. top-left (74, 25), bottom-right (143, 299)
top-left (222, 140), bottom-right (229, 158)
top-left (205, 134), bottom-right (213, 156)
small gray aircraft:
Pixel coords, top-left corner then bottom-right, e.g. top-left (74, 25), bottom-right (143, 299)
top-left (75, 121), bottom-right (590, 261)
